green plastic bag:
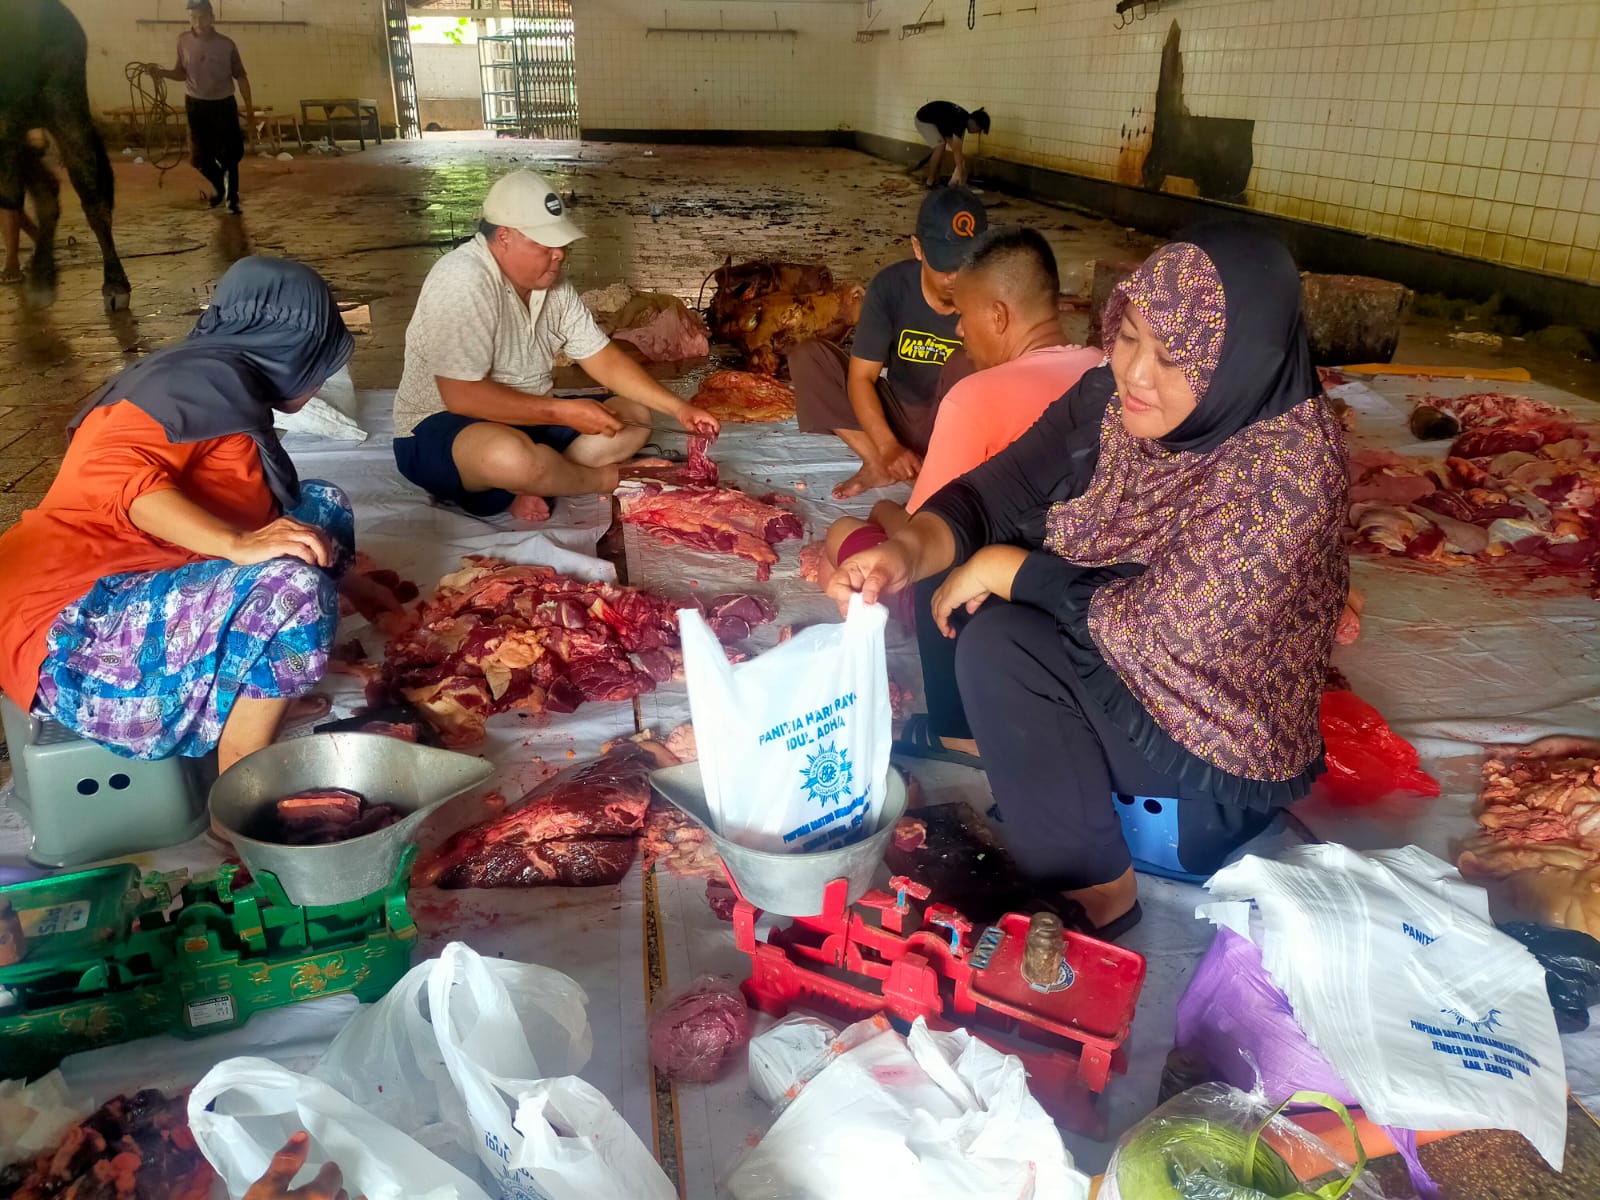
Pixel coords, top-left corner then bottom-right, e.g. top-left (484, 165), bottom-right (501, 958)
top-left (1104, 1085), bottom-right (1388, 1200)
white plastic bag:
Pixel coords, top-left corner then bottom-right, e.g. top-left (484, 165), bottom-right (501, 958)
top-left (189, 1057), bottom-right (492, 1200)
top-left (0, 1071), bottom-right (84, 1168)
top-left (314, 942), bottom-right (674, 1200)
top-left (726, 1016), bottom-right (1089, 1200)
top-left (747, 1015), bottom-right (841, 1111)
top-left (680, 594), bottom-right (891, 852)
top-left (274, 365), bottom-right (368, 441)
top-left (1199, 844), bottom-right (1568, 1168)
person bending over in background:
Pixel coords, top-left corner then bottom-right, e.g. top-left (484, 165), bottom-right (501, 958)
top-left (144, 0), bottom-right (257, 213)
top-left (821, 226), bottom-right (1101, 761)
top-left (827, 225), bottom-right (1348, 939)
top-left (392, 170), bottom-right (717, 522)
top-left (790, 187), bottom-right (986, 500)
top-left (0, 258), bottom-right (358, 772)
top-left (915, 100), bottom-right (990, 188)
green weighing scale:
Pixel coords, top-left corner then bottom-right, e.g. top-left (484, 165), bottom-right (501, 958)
top-left (0, 732), bottom-right (494, 1081)
top-left (0, 853), bottom-right (416, 1081)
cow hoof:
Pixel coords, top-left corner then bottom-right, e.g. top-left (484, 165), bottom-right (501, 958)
top-left (25, 283), bottom-right (58, 311)
top-left (103, 286), bottom-right (132, 313)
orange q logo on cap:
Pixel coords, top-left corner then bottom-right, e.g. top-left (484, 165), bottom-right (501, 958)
top-left (951, 211), bottom-right (977, 238)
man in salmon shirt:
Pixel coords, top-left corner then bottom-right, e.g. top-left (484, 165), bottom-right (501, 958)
top-left (821, 226), bottom-right (1101, 763)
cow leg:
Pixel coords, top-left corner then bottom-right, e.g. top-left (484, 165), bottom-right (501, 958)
top-left (19, 146), bottom-right (60, 311)
top-left (0, 135), bottom-right (24, 282)
top-left (52, 107), bottom-right (130, 312)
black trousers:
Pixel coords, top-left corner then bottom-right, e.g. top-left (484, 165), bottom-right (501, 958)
top-left (186, 96), bottom-right (243, 201)
top-left (952, 602), bottom-right (1270, 890)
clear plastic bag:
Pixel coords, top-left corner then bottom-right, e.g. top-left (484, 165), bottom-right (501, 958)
top-left (1101, 1084), bottom-right (1389, 1200)
top-left (646, 976), bottom-right (752, 1083)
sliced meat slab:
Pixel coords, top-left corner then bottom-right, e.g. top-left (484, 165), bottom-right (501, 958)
top-left (416, 746), bottom-right (655, 889)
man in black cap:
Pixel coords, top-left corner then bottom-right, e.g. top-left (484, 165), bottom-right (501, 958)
top-left (790, 186), bottom-right (987, 500)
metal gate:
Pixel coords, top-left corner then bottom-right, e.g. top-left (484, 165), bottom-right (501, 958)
top-left (480, 0), bottom-right (578, 139)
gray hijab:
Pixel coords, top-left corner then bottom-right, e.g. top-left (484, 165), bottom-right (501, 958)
top-left (70, 256), bottom-right (354, 508)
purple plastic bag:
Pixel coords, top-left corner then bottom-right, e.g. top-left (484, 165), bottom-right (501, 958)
top-left (1176, 927), bottom-right (1441, 1199)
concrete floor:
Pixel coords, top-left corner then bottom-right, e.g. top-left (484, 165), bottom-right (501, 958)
top-left (8, 132), bottom-right (1595, 537)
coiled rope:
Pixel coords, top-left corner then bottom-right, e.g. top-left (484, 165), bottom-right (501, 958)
top-left (124, 62), bottom-right (185, 183)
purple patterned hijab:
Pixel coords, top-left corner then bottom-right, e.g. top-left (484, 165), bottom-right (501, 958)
top-left (1046, 225), bottom-right (1348, 782)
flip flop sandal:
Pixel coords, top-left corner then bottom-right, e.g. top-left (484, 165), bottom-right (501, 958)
top-left (891, 713), bottom-right (985, 769)
top-left (0, 269), bottom-right (22, 285)
top-left (1045, 895), bottom-right (1144, 943)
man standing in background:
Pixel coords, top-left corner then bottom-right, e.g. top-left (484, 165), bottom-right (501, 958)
top-left (145, 0), bottom-right (256, 213)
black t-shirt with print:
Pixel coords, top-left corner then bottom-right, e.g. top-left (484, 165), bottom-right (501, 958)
top-left (916, 100), bottom-right (970, 139)
top-left (851, 259), bottom-right (961, 409)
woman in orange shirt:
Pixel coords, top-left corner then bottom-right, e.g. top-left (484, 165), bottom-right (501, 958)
top-left (0, 256), bottom-right (355, 770)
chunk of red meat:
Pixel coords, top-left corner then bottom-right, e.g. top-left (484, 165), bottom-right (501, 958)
top-left (1451, 427), bottom-right (1545, 457)
top-left (381, 558), bottom-right (772, 745)
top-left (622, 485), bottom-right (805, 581)
top-left (416, 746), bottom-right (654, 888)
top-left (276, 788), bottom-right (363, 826)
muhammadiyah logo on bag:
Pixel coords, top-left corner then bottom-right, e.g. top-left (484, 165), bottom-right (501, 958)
top-left (801, 743), bottom-right (853, 806)
top-left (896, 329), bottom-right (959, 365)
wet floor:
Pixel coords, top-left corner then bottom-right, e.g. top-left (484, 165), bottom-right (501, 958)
top-left (2, 130), bottom-right (1597, 539)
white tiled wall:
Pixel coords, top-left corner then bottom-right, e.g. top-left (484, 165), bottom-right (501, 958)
top-left (575, 0), bottom-right (864, 131)
top-left (65, 0), bottom-right (397, 128)
top-left (578, 0), bottom-right (1600, 285)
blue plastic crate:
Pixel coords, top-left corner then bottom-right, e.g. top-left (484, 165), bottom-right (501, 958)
top-left (1112, 793), bottom-right (1211, 883)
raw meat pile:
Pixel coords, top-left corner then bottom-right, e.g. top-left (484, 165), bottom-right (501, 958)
top-left (1459, 752), bottom-right (1600, 938)
top-left (706, 258), bottom-right (862, 375)
top-left (380, 557), bottom-right (773, 746)
top-left (257, 788), bottom-right (401, 845)
top-left (1347, 392), bottom-right (1600, 592)
top-left (646, 980), bottom-right (753, 1083)
top-left (415, 744), bottom-right (655, 888)
top-left (621, 484), bottom-right (804, 581)
top-left (0, 1090), bottom-right (214, 1200)
top-left (689, 370), bottom-right (797, 424)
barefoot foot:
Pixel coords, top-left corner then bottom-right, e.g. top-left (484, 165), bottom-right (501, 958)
top-left (284, 694), bottom-right (333, 725)
top-left (509, 494), bottom-right (552, 522)
top-left (832, 463), bottom-right (894, 500)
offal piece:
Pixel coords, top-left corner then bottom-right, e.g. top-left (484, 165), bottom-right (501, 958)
top-left (416, 745), bottom-right (655, 888)
top-left (621, 484), bottom-right (804, 582)
top-left (1459, 752), bottom-right (1600, 938)
top-left (257, 788), bottom-right (402, 846)
top-left (689, 370), bottom-right (797, 424)
top-left (0, 1090), bottom-right (215, 1200)
top-left (797, 541), bottom-right (825, 584)
top-left (893, 816), bottom-right (928, 852)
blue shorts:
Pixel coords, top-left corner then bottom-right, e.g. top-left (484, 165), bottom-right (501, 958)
top-left (394, 411), bottom-right (581, 517)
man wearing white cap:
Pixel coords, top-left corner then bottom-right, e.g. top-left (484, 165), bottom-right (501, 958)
top-left (393, 170), bottom-right (718, 520)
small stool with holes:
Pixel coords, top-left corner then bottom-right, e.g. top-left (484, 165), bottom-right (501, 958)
top-left (0, 696), bottom-right (213, 867)
top-left (1112, 793), bottom-right (1211, 884)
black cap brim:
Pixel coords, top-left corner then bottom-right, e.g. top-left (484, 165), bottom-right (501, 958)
top-left (921, 238), bottom-right (967, 273)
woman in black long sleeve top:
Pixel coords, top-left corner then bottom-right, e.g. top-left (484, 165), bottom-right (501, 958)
top-left (826, 225), bottom-right (1348, 935)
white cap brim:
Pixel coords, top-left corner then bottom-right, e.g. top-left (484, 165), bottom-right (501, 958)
top-left (516, 217), bottom-right (585, 248)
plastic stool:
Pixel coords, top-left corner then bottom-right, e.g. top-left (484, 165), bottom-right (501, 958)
top-left (1112, 793), bottom-right (1210, 884)
top-left (0, 696), bottom-right (212, 867)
